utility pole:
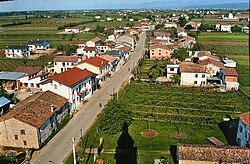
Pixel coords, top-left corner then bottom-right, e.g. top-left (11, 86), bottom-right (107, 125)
top-left (72, 137), bottom-right (77, 164)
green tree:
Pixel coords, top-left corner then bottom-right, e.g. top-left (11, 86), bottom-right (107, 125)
top-left (231, 25), bottom-right (242, 32)
top-left (98, 100), bottom-right (131, 135)
top-left (178, 17), bottom-right (187, 27)
top-left (170, 74), bottom-right (181, 84)
top-left (148, 61), bottom-right (161, 79)
top-left (155, 24), bottom-right (164, 30)
top-left (0, 83), bottom-right (6, 96)
top-left (171, 48), bottom-right (189, 61)
top-left (188, 32), bottom-right (197, 40)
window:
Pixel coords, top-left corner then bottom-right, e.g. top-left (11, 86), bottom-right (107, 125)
top-left (170, 68), bottom-right (174, 71)
top-left (195, 74), bottom-right (198, 78)
top-left (202, 74), bottom-right (205, 78)
top-left (89, 80), bottom-right (91, 84)
top-left (61, 68), bottom-right (63, 72)
top-left (55, 62), bottom-right (57, 65)
top-left (15, 135), bottom-right (18, 140)
top-left (239, 126), bottom-right (243, 133)
top-left (20, 130), bottom-right (25, 135)
top-left (152, 53), bottom-right (154, 55)
top-left (23, 141), bottom-right (27, 146)
top-left (159, 53), bottom-right (161, 55)
top-left (54, 84), bottom-right (57, 89)
top-left (194, 81), bottom-right (197, 84)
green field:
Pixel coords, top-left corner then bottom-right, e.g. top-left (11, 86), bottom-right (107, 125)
top-left (66, 82), bottom-right (249, 164)
top-left (197, 32), bottom-right (249, 97)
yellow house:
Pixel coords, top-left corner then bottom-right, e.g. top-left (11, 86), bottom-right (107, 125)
top-left (149, 44), bottom-right (172, 60)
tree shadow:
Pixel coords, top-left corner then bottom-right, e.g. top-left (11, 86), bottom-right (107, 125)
top-left (218, 119), bottom-right (238, 145)
top-left (114, 122), bottom-right (137, 164)
top-left (170, 145), bottom-right (178, 164)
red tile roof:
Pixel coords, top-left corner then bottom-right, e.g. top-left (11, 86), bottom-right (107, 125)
top-left (100, 55), bottom-right (118, 62)
top-left (177, 27), bottom-right (185, 33)
top-left (79, 56), bottom-right (109, 68)
top-left (194, 51), bottom-right (220, 61)
top-left (0, 91), bottom-right (67, 128)
top-left (223, 68), bottom-right (238, 76)
top-left (154, 31), bottom-right (170, 37)
top-left (185, 21), bottom-right (198, 28)
top-left (150, 44), bottom-right (171, 50)
top-left (50, 67), bottom-right (96, 87)
top-left (14, 66), bottom-right (41, 76)
top-left (177, 144), bottom-right (250, 163)
top-left (199, 58), bottom-right (224, 68)
top-left (84, 47), bottom-right (96, 51)
top-left (239, 112), bottom-right (250, 128)
top-left (91, 37), bottom-right (101, 43)
top-left (54, 55), bottom-right (79, 62)
top-left (180, 63), bottom-right (207, 73)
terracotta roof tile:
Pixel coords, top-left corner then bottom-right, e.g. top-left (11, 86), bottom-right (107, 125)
top-left (84, 47), bottom-right (96, 51)
top-left (50, 67), bottom-right (96, 87)
top-left (91, 37), bottom-right (101, 43)
top-left (223, 68), bottom-right (238, 76)
top-left (177, 144), bottom-right (250, 163)
top-left (14, 66), bottom-right (41, 76)
top-left (100, 55), bottom-right (118, 62)
top-left (239, 112), bottom-right (250, 128)
top-left (54, 55), bottom-right (79, 62)
top-left (0, 91), bottom-right (67, 128)
top-left (79, 56), bottom-right (109, 68)
top-left (154, 31), bottom-right (170, 37)
top-left (199, 58), bottom-right (224, 68)
top-left (180, 63), bottom-right (207, 73)
top-left (150, 44), bottom-right (171, 50)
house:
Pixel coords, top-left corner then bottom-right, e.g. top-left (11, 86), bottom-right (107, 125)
top-left (85, 40), bottom-right (96, 47)
top-left (154, 32), bottom-right (170, 42)
top-left (76, 56), bottom-right (110, 85)
top-left (0, 96), bottom-right (11, 115)
top-left (4, 46), bottom-right (30, 58)
top-left (166, 65), bottom-right (179, 78)
top-left (184, 21), bottom-right (199, 30)
top-left (104, 50), bottom-right (126, 61)
top-left (95, 16), bottom-right (101, 19)
top-left (27, 39), bottom-right (49, 51)
top-left (40, 68), bottom-right (97, 110)
top-left (116, 35), bottom-right (135, 51)
top-left (107, 18), bottom-right (113, 21)
top-left (117, 18), bottom-right (123, 21)
top-left (192, 51), bottom-right (220, 61)
top-left (114, 28), bottom-right (126, 34)
top-left (48, 55), bottom-right (81, 74)
top-left (149, 39), bottom-right (169, 46)
top-left (180, 63), bottom-right (209, 86)
top-left (77, 46), bottom-right (97, 58)
top-left (129, 18), bottom-right (134, 22)
top-left (70, 42), bottom-right (86, 48)
top-left (115, 45), bottom-right (131, 58)
top-left (242, 26), bottom-right (249, 33)
top-left (236, 112), bottom-right (250, 147)
top-left (128, 28), bottom-right (139, 35)
top-left (176, 144), bottom-right (250, 164)
top-left (0, 72), bottom-right (26, 90)
top-left (91, 37), bottom-right (102, 46)
top-left (177, 27), bottom-right (187, 37)
top-left (219, 67), bottom-right (239, 90)
top-left (14, 66), bottom-right (47, 89)
top-left (164, 22), bottom-right (177, 28)
top-left (106, 34), bottom-right (117, 42)
top-left (100, 55), bottom-right (119, 73)
top-left (64, 27), bottom-right (80, 33)
top-left (96, 44), bottom-right (111, 54)
top-left (223, 59), bottom-right (236, 68)
top-left (149, 44), bottom-right (172, 60)
top-left (199, 58), bottom-right (225, 76)
top-left (175, 36), bottom-right (196, 49)
top-left (215, 24), bottom-right (231, 32)
top-left (133, 24), bottom-right (150, 31)
top-left (0, 91), bottom-right (69, 149)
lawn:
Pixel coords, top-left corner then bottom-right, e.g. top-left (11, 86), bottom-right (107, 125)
top-left (66, 82), bottom-right (249, 164)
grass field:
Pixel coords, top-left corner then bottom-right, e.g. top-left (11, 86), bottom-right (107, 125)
top-left (197, 32), bottom-right (249, 97)
top-left (66, 82), bottom-right (249, 164)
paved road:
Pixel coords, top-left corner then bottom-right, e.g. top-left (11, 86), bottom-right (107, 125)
top-left (31, 32), bottom-right (146, 164)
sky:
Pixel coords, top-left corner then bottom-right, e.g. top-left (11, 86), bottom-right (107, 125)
top-left (0, 0), bottom-right (249, 12)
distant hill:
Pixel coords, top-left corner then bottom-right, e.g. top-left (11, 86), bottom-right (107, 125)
top-left (184, 3), bottom-right (249, 9)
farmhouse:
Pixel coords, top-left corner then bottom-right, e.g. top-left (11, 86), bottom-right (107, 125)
top-left (40, 67), bottom-right (97, 110)
top-left (0, 72), bottom-right (26, 90)
top-left (177, 27), bottom-right (187, 37)
top-left (149, 44), bottom-right (172, 60)
top-left (100, 55), bottom-right (119, 73)
top-left (64, 27), bottom-right (80, 33)
top-left (215, 24), bottom-right (231, 32)
top-left (77, 46), bottom-right (97, 58)
top-left (48, 55), bottom-right (81, 74)
top-left (174, 36), bottom-right (196, 49)
top-left (27, 39), bottom-right (49, 51)
top-left (0, 91), bottom-right (69, 149)
top-left (219, 67), bottom-right (239, 90)
top-left (4, 46), bottom-right (30, 58)
top-left (166, 65), bottom-right (179, 78)
top-left (180, 63), bottom-right (209, 86)
top-left (164, 22), bottom-right (177, 28)
top-left (116, 35), bottom-right (135, 51)
top-left (199, 58), bottom-right (224, 76)
top-left (153, 31), bottom-right (170, 42)
top-left (76, 56), bottom-right (110, 85)
top-left (70, 42), bottom-right (86, 48)
top-left (222, 59), bottom-right (236, 68)
top-left (177, 144), bottom-right (250, 164)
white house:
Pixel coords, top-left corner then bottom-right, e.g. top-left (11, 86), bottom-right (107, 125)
top-left (4, 46), bottom-right (30, 58)
top-left (14, 66), bottom-right (48, 89)
top-left (107, 17), bottom-right (113, 21)
top-left (154, 32), bottom-right (170, 41)
top-left (114, 28), bottom-right (125, 34)
top-left (129, 18), bottom-right (134, 22)
top-left (116, 35), bottom-right (135, 51)
top-left (106, 34), bottom-right (117, 42)
top-left (85, 40), bottom-right (96, 47)
top-left (223, 59), bottom-right (236, 68)
top-left (180, 63), bottom-right (209, 86)
top-left (65, 27), bottom-right (80, 33)
top-left (40, 67), bottom-right (97, 110)
top-left (164, 22), bottom-right (177, 28)
top-left (95, 16), bottom-right (101, 19)
top-left (48, 55), bottom-right (82, 74)
top-left (76, 56), bottom-right (110, 85)
top-left (77, 47), bottom-right (97, 58)
top-left (166, 65), bottom-right (179, 78)
top-left (117, 18), bottom-right (123, 21)
top-left (96, 45), bottom-right (111, 53)
top-left (215, 24), bottom-right (231, 32)
top-left (177, 27), bottom-right (187, 37)
top-left (27, 40), bottom-right (49, 51)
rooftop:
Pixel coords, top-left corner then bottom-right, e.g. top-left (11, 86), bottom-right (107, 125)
top-left (180, 63), bottom-right (207, 73)
top-left (49, 67), bottom-right (96, 87)
top-left (14, 66), bottom-right (41, 76)
top-left (239, 112), bottom-right (250, 128)
top-left (199, 58), bottom-right (224, 68)
top-left (154, 31), bottom-right (170, 37)
top-left (100, 55), bottom-right (118, 62)
top-left (223, 68), bottom-right (238, 76)
top-left (0, 91), bottom-right (67, 128)
top-left (91, 37), bottom-right (101, 43)
top-left (0, 96), bottom-right (11, 108)
top-left (5, 46), bottom-right (28, 50)
top-left (27, 39), bottom-right (48, 45)
top-left (177, 144), bottom-right (250, 163)
top-left (0, 72), bottom-right (26, 80)
top-left (54, 55), bottom-right (79, 62)
top-left (150, 44), bottom-right (171, 50)
top-left (105, 50), bottom-right (125, 58)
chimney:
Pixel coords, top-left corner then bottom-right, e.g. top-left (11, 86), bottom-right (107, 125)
top-left (51, 105), bottom-right (55, 112)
